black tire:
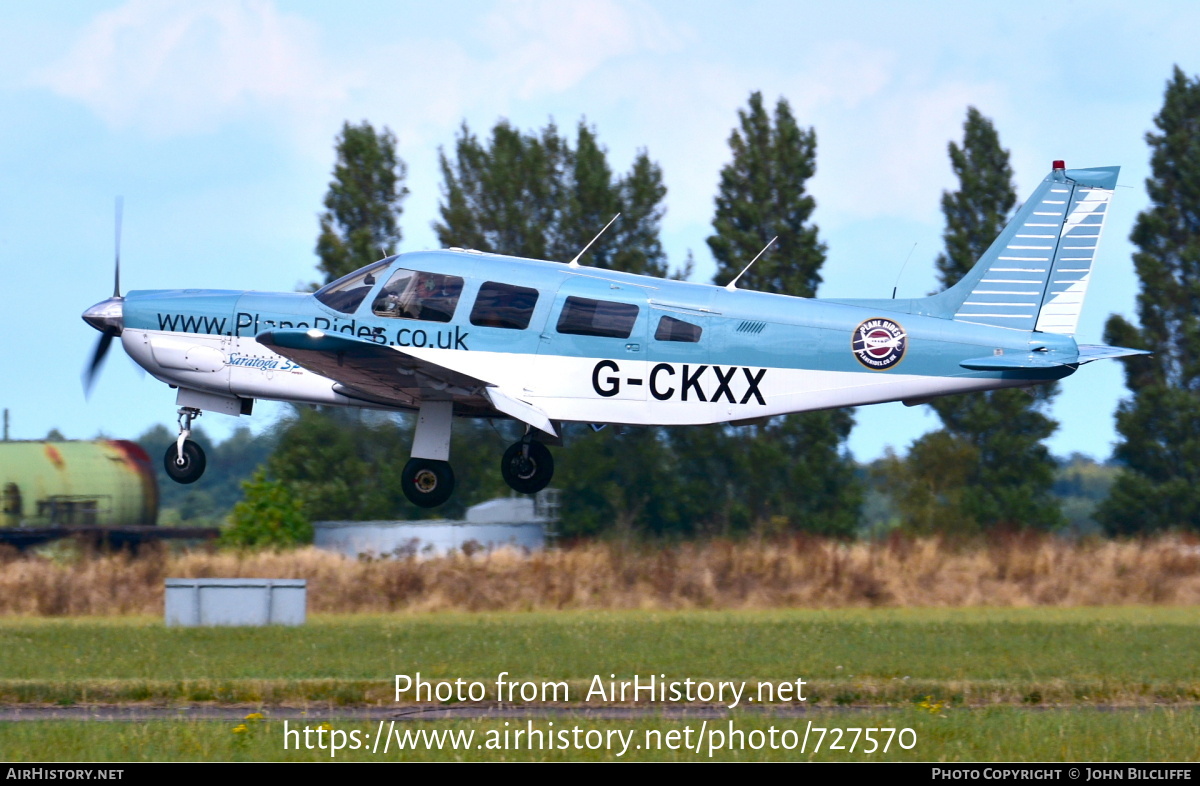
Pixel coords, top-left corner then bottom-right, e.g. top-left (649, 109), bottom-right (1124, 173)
top-left (163, 440), bottom-right (206, 484)
top-left (401, 458), bottom-right (455, 508)
top-left (501, 441), bottom-right (554, 494)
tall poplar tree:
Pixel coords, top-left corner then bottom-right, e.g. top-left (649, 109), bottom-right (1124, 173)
top-left (1098, 67), bottom-right (1200, 534)
top-left (436, 118), bottom-right (682, 534)
top-left (708, 92), bottom-right (825, 296)
top-left (688, 91), bottom-right (860, 535)
top-left (259, 121), bottom-right (505, 523)
top-left (888, 107), bottom-right (1061, 532)
top-left (435, 119), bottom-right (669, 276)
top-left (316, 121), bottom-right (408, 284)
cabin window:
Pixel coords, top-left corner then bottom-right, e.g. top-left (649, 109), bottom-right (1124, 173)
top-left (313, 260), bottom-right (390, 314)
top-left (469, 282), bottom-right (539, 329)
top-left (371, 269), bottom-right (464, 323)
top-left (654, 315), bottom-right (703, 343)
top-left (556, 296), bottom-right (639, 339)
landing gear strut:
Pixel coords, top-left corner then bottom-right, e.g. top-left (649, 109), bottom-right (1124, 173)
top-left (501, 436), bottom-right (554, 494)
top-left (163, 407), bottom-right (206, 484)
top-left (401, 401), bottom-right (456, 508)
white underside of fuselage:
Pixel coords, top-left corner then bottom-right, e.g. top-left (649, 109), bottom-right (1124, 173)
top-left (123, 328), bottom-right (1041, 425)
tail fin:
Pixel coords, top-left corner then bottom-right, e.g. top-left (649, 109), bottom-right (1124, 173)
top-left (924, 162), bottom-right (1120, 334)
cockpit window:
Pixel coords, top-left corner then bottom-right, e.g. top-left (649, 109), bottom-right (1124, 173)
top-left (313, 260), bottom-right (390, 314)
top-left (556, 296), bottom-right (639, 339)
top-left (654, 315), bottom-right (702, 343)
top-left (470, 282), bottom-right (539, 329)
top-left (371, 268), bottom-right (464, 323)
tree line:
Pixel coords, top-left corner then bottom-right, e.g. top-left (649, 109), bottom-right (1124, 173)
top-left (149, 65), bottom-right (1200, 540)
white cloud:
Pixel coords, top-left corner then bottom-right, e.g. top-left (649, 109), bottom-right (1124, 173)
top-left (37, 0), bottom-right (347, 136)
top-left (36, 0), bottom-right (686, 141)
top-left (28, 2), bottom-right (1018, 234)
top-left (809, 78), bottom-right (1010, 227)
top-left (543, 36), bottom-right (1004, 239)
top-left (784, 40), bottom-right (897, 116)
top-left (318, 0), bottom-right (693, 247)
top-left (476, 0), bottom-right (684, 99)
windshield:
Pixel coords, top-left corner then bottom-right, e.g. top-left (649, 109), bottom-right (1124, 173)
top-left (313, 260), bottom-right (391, 314)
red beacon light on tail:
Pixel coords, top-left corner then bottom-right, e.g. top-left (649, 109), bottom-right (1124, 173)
top-left (1053, 160), bottom-right (1066, 170)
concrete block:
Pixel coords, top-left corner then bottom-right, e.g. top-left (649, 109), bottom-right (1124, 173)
top-left (165, 578), bottom-right (306, 626)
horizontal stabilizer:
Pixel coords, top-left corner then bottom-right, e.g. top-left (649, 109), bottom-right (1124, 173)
top-left (960, 343), bottom-right (1150, 371)
top-left (1074, 344), bottom-right (1152, 365)
top-left (959, 352), bottom-right (1079, 371)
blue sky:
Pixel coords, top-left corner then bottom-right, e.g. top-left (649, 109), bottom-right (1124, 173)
top-left (1, 0), bottom-right (1196, 462)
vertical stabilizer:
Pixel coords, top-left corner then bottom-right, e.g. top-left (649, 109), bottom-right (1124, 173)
top-left (921, 163), bottom-right (1119, 333)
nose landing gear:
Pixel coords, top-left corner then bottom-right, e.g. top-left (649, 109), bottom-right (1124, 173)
top-left (163, 407), bottom-right (206, 484)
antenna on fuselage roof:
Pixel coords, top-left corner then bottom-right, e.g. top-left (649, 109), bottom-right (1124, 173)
top-left (724, 236), bottom-right (777, 292)
top-left (568, 213), bottom-right (621, 268)
top-left (891, 241), bottom-right (918, 299)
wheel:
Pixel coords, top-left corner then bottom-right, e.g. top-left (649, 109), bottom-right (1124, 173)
top-left (163, 440), bottom-right (206, 484)
top-left (501, 441), bottom-right (554, 494)
top-left (401, 458), bottom-right (455, 508)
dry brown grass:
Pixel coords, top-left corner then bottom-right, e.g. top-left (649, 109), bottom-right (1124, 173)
top-left (1, 533), bottom-right (1199, 615)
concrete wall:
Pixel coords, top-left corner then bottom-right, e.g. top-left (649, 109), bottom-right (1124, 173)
top-left (313, 495), bottom-right (554, 559)
top-left (313, 520), bottom-right (545, 558)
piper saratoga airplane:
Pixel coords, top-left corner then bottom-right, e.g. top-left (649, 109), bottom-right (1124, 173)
top-left (83, 161), bottom-right (1145, 507)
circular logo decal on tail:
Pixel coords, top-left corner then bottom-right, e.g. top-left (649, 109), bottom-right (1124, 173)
top-left (852, 318), bottom-right (907, 370)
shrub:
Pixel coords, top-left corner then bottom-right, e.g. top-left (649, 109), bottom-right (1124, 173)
top-left (221, 470), bottom-right (312, 549)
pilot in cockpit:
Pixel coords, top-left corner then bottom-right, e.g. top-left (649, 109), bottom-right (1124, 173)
top-left (373, 270), bottom-right (461, 322)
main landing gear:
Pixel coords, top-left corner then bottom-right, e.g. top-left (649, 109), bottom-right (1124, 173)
top-left (164, 407), bottom-right (206, 484)
top-left (501, 438), bottom-right (554, 495)
top-left (401, 458), bottom-right (455, 508)
top-left (397, 402), bottom-right (556, 508)
top-left (159, 399), bottom-right (557, 505)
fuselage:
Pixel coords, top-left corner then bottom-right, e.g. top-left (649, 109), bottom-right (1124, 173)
top-left (117, 249), bottom-right (1077, 426)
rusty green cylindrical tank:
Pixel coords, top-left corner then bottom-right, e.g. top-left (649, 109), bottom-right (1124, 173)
top-left (0, 440), bottom-right (158, 527)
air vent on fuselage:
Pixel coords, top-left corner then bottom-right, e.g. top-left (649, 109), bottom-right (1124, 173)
top-left (735, 321), bottom-right (766, 334)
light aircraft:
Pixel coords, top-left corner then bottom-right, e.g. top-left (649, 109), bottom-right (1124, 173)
top-left (83, 161), bottom-right (1146, 508)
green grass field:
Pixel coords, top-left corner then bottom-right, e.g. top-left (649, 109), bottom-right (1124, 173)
top-left (0, 608), bottom-right (1197, 705)
top-left (1, 608), bottom-right (1197, 761)
top-left (2, 710), bottom-right (1199, 761)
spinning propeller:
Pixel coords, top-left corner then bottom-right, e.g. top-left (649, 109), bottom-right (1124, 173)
top-left (82, 197), bottom-right (126, 397)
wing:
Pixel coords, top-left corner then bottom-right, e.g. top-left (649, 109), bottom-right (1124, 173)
top-left (255, 329), bottom-right (556, 436)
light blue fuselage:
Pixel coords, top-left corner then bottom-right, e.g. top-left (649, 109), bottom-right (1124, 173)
top-left (118, 249), bottom-right (1075, 425)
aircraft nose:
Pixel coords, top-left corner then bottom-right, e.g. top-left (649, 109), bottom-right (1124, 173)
top-left (82, 297), bottom-right (124, 335)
